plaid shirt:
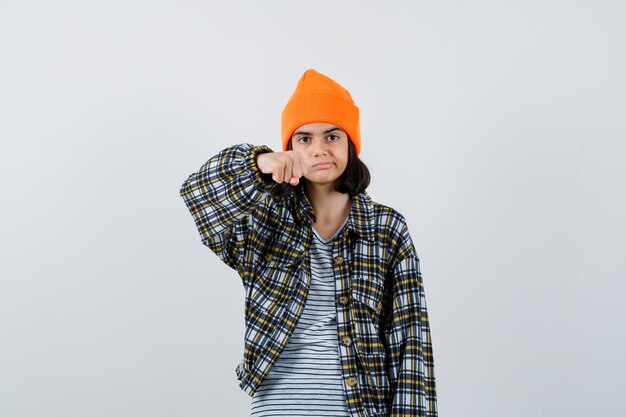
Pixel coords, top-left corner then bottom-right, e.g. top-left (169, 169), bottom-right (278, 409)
top-left (179, 143), bottom-right (438, 417)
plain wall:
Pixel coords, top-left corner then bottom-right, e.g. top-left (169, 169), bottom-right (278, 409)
top-left (1, 1), bottom-right (624, 416)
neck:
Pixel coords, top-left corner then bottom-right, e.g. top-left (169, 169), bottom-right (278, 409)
top-left (304, 181), bottom-right (351, 223)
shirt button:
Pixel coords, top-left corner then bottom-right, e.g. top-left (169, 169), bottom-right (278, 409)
top-left (376, 301), bottom-right (383, 311)
top-left (335, 256), bottom-right (344, 264)
top-left (341, 336), bottom-right (352, 346)
top-left (338, 295), bottom-right (350, 305)
top-left (346, 376), bottom-right (358, 387)
top-left (265, 253), bottom-right (273, 262)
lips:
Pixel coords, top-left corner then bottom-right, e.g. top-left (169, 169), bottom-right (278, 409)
top-left (314, 162), bottom-right (333, 167)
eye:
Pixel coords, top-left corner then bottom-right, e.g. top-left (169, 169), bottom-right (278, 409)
top-left (297, 136), bottom-right (310, 143)
top-left (327, 135), bottom-right (339, 141)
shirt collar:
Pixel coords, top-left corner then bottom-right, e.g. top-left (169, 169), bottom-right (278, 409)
top-left (292, 185), bottom-right (375, 242)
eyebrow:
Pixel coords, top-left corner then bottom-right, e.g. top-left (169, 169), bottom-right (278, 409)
top-left (293, 127), bottom-right (344, 137)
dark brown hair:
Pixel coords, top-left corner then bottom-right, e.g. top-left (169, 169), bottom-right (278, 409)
top-left (269, 136), bottom-right (371, 204)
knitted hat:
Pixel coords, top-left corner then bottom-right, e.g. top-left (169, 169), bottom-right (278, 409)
top-left (281, 69), bottom-right (361, 156)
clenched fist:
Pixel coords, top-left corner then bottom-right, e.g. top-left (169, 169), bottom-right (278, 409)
top-left (255, 150), bottom-right (309, 186)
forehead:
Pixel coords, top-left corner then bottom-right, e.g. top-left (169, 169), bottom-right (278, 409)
top-left (293, 122), bottom-right (345, 135)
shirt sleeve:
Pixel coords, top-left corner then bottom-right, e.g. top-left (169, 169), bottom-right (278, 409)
top-left (382, 222), bottom-right (438, 417)
top-left (178, 143), bottom-right (276, 272)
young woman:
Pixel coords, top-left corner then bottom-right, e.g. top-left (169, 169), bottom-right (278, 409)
top-left (179, 69), bottom-right (438, 417)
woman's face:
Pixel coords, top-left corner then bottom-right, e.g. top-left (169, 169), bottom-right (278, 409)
top-left (290, 122), bottom-right (349, 187)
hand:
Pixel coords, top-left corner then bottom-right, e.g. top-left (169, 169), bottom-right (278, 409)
top-left (256, 150), bottom-right (308, 186)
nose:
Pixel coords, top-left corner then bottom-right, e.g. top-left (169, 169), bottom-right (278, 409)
top-left (311, 137), bottom-right (329, 156)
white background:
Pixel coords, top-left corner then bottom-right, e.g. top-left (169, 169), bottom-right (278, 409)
top-left (1, 1), bottom-right (624, 416)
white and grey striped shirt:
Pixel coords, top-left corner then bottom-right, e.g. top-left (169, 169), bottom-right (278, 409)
top-left (250, 216), bottom-right (351, 417)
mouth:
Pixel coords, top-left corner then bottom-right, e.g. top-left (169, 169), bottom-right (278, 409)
top-left (313, 162), bottom-right (334, 168)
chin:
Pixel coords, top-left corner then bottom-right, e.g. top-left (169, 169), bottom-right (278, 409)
top-left (309, 176), bottom-right (340, 185)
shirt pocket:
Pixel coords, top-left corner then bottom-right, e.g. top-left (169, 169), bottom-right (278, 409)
top-left (249, 253), bottom-right (300, 316)
top-left (350, 271), bottom-right (386, 354)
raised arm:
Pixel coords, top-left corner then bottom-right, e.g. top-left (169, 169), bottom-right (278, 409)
top-left (179, 143), bottom-right (276, 272)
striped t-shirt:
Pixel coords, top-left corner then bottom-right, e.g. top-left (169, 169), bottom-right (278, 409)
top-left (250, 216), bottom-right (351, 417)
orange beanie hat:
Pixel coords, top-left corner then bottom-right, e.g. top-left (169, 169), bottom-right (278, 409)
top-left (281, 69), bottom-right (361, 156)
